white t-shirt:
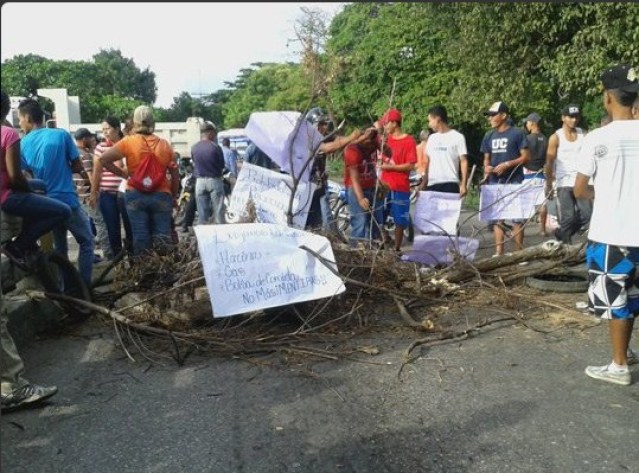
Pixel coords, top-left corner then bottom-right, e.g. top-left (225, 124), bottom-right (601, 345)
top-left (554, 127), bottom-right (585, 187)
top-left (425, 129), bottom-right (467, 185)
top-left (575, 120), bottom-right (639, 247)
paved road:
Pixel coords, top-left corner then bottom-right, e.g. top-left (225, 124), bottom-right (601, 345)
top-left (2, 315), bottom-right (638, 473)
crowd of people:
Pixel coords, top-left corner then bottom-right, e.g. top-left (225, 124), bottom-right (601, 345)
top-left (1, 63), bottom-right (638, 411)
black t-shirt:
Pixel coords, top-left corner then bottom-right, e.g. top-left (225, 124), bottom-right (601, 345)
top-left (525, 132), bottom-right (548, 172)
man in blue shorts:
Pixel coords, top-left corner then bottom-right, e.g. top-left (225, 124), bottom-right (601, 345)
top-left (480, 101), bottom-right (530, 256)
top-left (377, 109), bottom-right (417, 252)
top-left (575, 64), bottom-right (639, 386)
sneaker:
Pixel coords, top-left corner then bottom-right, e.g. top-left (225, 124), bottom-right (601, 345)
top-left (1, 241), bottom-right (30, 272)
top-left (1, 383), bottom-right (58, 411)
top-left (628, 349), bottom-right (638, 366)
top-left (584, 364), bottom-right (631, 386)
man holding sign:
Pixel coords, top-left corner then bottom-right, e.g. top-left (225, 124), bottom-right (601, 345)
top-left (480, 101), bottom-right (530, 256)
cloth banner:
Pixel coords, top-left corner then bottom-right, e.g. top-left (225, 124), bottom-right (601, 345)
top-left (401, 235), bottom-right (480, 266)
top-left (227, 162), bottom-right (317, 229)
top-left (245, 111), bottom-right (324, 182)
top-left (479, 182), bottom-right (543, 221)
top-left (414, 191), bottom-right (462, 235)
top-left (194, 223), bottom-right (346, 317)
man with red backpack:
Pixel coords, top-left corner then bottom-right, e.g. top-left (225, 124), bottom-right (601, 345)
top-left (99, 105), bottom-right (179, 256)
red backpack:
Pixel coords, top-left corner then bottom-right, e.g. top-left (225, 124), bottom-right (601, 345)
top-left (128, 137), bottom-right (166, 193)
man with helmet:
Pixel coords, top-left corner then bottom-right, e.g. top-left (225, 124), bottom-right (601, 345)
top-left (305, 107), bottom-right (363, 232)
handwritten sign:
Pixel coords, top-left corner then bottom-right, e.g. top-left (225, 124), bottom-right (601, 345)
top-left (401, 235), bottom-right (479, 266)
top-left (414, 191), bottom-right (462, 235)
top-left (479, 182), bottom-right (542, 221)
top-left (228, 162), bottom-right (317, 229)
top-left (194, 223), bottom-right (346, 317)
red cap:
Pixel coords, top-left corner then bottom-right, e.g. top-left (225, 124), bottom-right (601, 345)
top-left (380, 108), bottom-right (402, 125)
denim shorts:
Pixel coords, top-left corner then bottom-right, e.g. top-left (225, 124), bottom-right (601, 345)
top-left (586, 241), bottom-right (639, 320)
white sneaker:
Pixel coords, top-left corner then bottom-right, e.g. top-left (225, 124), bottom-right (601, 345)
top-left (628, 348), bottom-right (638, 366)
top-left (585, 364), bottom-right (631, 386)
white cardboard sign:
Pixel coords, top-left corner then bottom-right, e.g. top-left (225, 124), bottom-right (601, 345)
top-left (479, 182), bottom-right (542, 221)
top-left (194, 223), bottom-right (346, 318)
top-left (414, 191), bottom-right (462, 235)
top-left (228, 162), bottom-right (317, 229)
top-left (401, 235), bottom-right (479, 266)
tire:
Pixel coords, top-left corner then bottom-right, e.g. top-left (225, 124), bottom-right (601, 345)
top-left (173, 198), bottom-right (188, 226)
top-left (333, 200), bottom-right (350, 239)
top-left (36, 252), bottom-right (93, 320)
top-left (525, 273), bottom-right (589, 293)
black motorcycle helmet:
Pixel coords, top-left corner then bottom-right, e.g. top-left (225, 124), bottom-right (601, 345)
top-left (305, 107), bottom-right (334, 134)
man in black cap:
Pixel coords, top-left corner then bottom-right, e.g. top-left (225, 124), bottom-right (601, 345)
top-left (545, 103), bottom-right (591, 244)
top-left (574, 64), bottom-right (639, 386)
top-left (523, 112), bottom-right (549, 235)
top-left (192, 121), bottom-right (226, 225)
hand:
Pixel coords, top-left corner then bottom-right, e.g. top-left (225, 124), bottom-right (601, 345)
top-left (459, 184), bottom-right (468, 198)
top-left (493, 162), bottom-right (510, 176)
top-left (358, 196), bottom-right (370, 211)
top-left (88, 192), bottom-right (98, 208)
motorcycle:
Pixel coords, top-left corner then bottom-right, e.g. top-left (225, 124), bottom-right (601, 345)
top-left (174, 169), bottom-right (239, 226)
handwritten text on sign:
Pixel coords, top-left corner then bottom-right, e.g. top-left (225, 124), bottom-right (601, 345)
top-left (228, 162), bottom-right (316, 228)
top-left (194, 223), bottom-right (346, 318)
top-left (479, 182), bottom-right (543, 221)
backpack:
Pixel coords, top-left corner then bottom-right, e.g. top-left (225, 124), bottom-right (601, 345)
top-left (128, 137), bottom-right (166, 193)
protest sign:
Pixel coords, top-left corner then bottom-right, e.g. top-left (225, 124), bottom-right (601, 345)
top-left (401, 235), bottom-right (479, 266)
top-left (414, 191), bottom-right (462, 235)
top-left (227, 162), bottom-right (317, 229)
top-left (478, 183), bottom-right (542, 221)
top-left (194, 223), bottom-right (346, 318)
top-left (245, 111), bottom-right (324, 182)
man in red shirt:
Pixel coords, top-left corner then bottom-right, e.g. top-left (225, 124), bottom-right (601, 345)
top-left (343, 128), bottom-right (384, 246)
top-left (378, 109), bottom-right (417, 251)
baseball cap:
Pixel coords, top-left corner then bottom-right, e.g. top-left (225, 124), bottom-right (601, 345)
top-left (379, 108), bottom-right (402, 125)
top-left (525, 112), bottom-right (541, 123)
top-left (601, 64), bottom-right (639, 92)
top-left (74, 128), bottom-right (94, 140)
top-left (133, 105), bottom-right (155, 127)
top-left (200, 121), bottom-right (217, 132)
top-left (484, 101), bottom-right (509, 115)
top-left (561, 104), bottom-right (581, 117)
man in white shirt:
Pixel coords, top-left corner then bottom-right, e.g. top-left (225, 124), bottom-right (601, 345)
top-left (545, 104), bottom-right (591, 244)
top-left (418, 105), bottom-right (469, 197)
top-left (574, 64), bottom-right (639, 386)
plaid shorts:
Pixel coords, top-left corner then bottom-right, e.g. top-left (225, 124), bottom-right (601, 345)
top-left (586, 241), bottom-right (639, 320)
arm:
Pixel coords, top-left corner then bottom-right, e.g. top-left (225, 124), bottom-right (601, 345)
top-left (494, 147), bottom-right (530, 176)
top-left (319, 129), bottom-right (363, 154)
top-left (459, 155), bottom-right (469, 197)
top-left (418, 151), bottom-right (430, 191)
top-left (481, 152), bottom-right (493, 184)
top-left (99, 146), bottom-right (126, 178)
top-left (88, 155), bottom-right (102, 207)
top-left (5, 139), bottom-right (31, 193)
top-left (573, 173), bottom-right (594, 200)
top-left (70, 158), bottom-right (91, 189)
top-left (545, 133), bottom-right (558, 195)
top-left (169, 165), bottom-right (180, 201)
top-left (348, 165), bottom-right (370, 211)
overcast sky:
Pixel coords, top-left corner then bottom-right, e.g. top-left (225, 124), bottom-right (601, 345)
top-left (1, 2), bottom-right (345, 107)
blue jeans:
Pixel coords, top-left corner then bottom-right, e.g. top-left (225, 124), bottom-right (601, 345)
top-left (125, 190), bottom-right (173, 256)
top-left (1, 191), bottom-right (71, 250)
top-left (347, 188), bottom-right (384, 246)
top-left (99, 191), bottom-right (133, 258)
top-left (196, 177), bottom-right (226, 225)
top-left (306, 186), bottom-right (339, 233)
top-left (52, 205), bottom-right (95, 287)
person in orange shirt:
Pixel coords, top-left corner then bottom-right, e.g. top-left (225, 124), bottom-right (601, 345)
top-left (99, 106), bottom-right (179, 256)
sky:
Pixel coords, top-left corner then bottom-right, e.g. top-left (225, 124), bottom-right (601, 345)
top-left (1, 2), bottom-right (346, 108)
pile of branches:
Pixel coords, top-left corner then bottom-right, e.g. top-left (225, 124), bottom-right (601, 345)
top-left (35, 236), bottom-right (592, 370)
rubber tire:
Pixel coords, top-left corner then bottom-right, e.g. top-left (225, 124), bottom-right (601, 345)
top-left (525, 273), bottom-right (589, 293)
top-left (36, 252), bottom-right (93, 320)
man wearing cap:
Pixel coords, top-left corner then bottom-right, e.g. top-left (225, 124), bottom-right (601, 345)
top-left (17, 99), bottom-right (95, 287)
top-left (74, 128), bottom-right (109, 262)
top-left (523, 112), bottom-right (549, 236)
top-left (574, 64), bottom-right (639, 386)
top-left (480, 101), bottom-right (530, 256)
top-left (545, 103), bottom-right (591, 244)
top-left (378, 108), bottom-right (417, 252)
top-left (192, 121), bottom-right (226, 225)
